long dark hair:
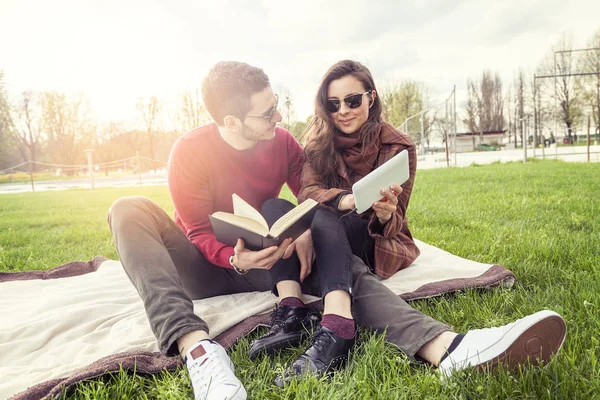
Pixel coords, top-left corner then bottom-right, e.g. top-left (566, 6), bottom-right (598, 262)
top-left (302, 60), bottom-right (382, 187)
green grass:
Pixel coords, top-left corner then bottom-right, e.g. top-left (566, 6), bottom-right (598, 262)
top-left (1, 160), bottom-right (599, 399)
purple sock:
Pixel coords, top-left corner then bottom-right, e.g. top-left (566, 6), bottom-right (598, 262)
top-left (279, 297), bottom-right (305, 308)
top-left (321, 314), bottom-right (355, 339)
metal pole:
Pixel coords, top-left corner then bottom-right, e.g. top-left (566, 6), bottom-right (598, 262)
top-left (588, 115), bottom-right (591, 163)
top-left (28, 160), bottom-right (35, 193)
top-left (136, 150), bottom-right (142, 185)
top-left (522, 119), bottom-right (527, 163)
top-left (84, 149), bottom-right (95, 190)
top-left (541, 134), bottom-right (546, 159)
top-left (420, 112), bottom-right (425, 155)
top-left (453, 85), bottom-right (457, 166)
top-left (533, 112), bottom-right (537, 158)
top-left (445, 98), bottom-right (449, 167)
top-left (553, 53), bottom-right (558, 150)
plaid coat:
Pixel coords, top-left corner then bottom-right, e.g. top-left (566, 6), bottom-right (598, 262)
top-left (298, 122), bottom-right (420, 279)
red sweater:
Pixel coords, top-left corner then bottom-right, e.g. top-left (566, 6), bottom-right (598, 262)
top-left (168, 123), bottom-right (304, 268)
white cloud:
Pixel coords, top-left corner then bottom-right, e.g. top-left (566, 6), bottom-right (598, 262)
top-left (1, 0), bottom-right (599, 124)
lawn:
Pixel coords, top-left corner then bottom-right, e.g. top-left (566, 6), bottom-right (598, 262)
top-left (1, 160), bottom-right (599, 399)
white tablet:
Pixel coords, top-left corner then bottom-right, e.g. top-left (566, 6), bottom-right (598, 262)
top-left (352, 149), bottom-right (410, 214)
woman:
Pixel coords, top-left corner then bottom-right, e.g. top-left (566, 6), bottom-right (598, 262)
top-left (299, 60), bottom-right (420, 279)
top-left (271, 60), bottom-right (420, 386)
top-left (272, 60), bottom-right (566, 387)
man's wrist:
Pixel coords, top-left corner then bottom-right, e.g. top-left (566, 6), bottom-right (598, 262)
top-left (229, 254), bottom-right (247, 275)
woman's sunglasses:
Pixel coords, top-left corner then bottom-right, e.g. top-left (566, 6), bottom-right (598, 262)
top-left (326, 91), bottom-right (372, 113)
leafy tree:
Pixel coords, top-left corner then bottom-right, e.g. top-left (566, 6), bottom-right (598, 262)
top-left (380, 80), bottom-right (435, 147)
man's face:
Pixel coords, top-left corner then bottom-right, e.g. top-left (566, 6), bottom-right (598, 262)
top-left (241, 86), bottom-right (282, 142)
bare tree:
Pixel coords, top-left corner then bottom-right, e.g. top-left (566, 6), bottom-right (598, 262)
top-left (537, 33), bottom-right (583, 141)
top-left (179, 89), bottom-right (210, 133)
top-left (96, 121), bottom-right (125, 175)
top-left (516, 71), bottom-right (526, 145)
top-left (0, 70), bottom-right (17, 169)
top-left (136, 96), bottom-right (160, 166)
top-left (464, 70), bottom-right (505, 141)
top-left (579, 28), bottom-right (600, 135)
top-left (13, 91), bottom-right (43, 171)
top-left (281, 92), bottom-right (295, 131)
top-left (41, 91), bottom-right (95, 171)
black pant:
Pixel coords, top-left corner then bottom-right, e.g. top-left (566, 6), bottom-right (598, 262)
top-left (108, 196), bottom-right (449, 357)
top-left (265, 200), bottom-right (375, 300)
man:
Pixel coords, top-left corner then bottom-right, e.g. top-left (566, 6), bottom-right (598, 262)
top-left (108, 61), bottom-right (566, 400)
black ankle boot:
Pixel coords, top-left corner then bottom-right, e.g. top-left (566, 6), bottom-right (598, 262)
top-left (248, 304), bottom-right (321, 360)
top-left (274, 325), bottom-right (359, 387)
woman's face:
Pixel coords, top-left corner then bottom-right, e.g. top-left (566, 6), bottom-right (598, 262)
top-left (326, 75), bottom-right (374, 135)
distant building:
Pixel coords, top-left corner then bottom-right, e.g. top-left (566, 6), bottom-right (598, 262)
top-left (453, 130), bottom-right (506, 153)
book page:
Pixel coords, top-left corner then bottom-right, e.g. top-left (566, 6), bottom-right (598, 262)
top-left (211, 212), bottom-right (269, 237)
top-left (270, 199), bottom-right (318, 238)
top-left (232, 194), bottom-right (269, 232)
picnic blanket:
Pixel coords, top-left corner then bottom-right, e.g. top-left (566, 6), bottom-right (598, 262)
top-left (0, 239), bottom-right (516, 400)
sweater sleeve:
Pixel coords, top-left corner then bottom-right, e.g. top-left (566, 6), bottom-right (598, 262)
top-left (286, 132), bottom-right (305, 197)
top-left (168, 138), bottom-right (234, 269)
top-left (297, 161), bottom-right (348, 206)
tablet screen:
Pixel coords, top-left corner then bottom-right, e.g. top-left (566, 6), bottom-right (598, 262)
top-left (351, 149), bottom-right (410, 214)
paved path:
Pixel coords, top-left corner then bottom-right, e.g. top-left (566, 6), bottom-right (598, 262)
top-left (1, 145), bottom-right (599, 194)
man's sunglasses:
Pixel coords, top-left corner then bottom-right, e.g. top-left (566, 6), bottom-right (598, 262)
top-left (326, 91), bottom-right (372, 113)
top-left (245, 94), bottom-right (279, 121)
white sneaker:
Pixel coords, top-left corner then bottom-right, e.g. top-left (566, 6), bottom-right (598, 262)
top-left (186, 340), bottom-right (247, 400)
top-left (439, 310), bottom-right (566, 377)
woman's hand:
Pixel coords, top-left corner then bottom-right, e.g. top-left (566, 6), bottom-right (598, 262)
top-left (372, 184), bottom-right (403, 224)
top-left (338, 193), bottom-right (356, 211)
top-left (282, 229), bottom-right (314, 282)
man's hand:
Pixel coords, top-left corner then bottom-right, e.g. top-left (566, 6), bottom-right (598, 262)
top-left (338, 193), bottom-right (356, 211)
top-left (372, 184), bottom-right (403, 224)
top-left (283, 229), bottom-right (314, 282)
top-left (232, 237), bottom-right (292, 271)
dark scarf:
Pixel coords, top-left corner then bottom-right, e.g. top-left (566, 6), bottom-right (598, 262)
top-left (333, 125), bottom-right (382, 181)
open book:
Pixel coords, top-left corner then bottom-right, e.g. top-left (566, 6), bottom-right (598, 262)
top-left (209, 194), bottom-right (319, 251)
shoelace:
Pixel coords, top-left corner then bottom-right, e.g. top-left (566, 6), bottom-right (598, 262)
top-left (188, 350), bottom-right (231, 395)
top-left (309, 329), bottom-right (337, 353)
top-left (270, 305), bottom-right (288, 328)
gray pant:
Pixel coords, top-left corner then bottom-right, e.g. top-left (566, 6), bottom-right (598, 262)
top-left (107, 196), bottom-right (450, 358)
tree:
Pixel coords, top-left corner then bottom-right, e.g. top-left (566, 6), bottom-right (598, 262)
top-left (137, 96), bottom-right (160, 166)
top-left (380, 80), bottom-right (433, 146)
top-left (0, 71), bottom-right (18, 170)
top-left (95, 121), bottom-right (126, 176)
top-left (537, 33), bottom-right (583, 141)
top-left (579, 28), bottom-right (600, 136)
top-left (380, 80), bottom-right (423, 128)
top-left (290, 115), bottom-right (312, 139)
top-left (13, 91), bottom-right (44, 171)
top-left (40, 91), bottom-right (95, 172)
top-left (463, 70), bottom-right (505, 141)
top-left (516, 71), bottom-right (526, 145)
top-left (178, 89), bottom-right (210, 133)
top-left (281, 92), bottom-right (295, 131)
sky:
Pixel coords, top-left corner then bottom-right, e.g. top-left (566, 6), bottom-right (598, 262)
top-left (1, 0), bottom-right (600, 128)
